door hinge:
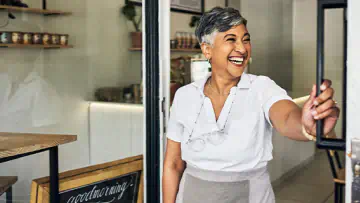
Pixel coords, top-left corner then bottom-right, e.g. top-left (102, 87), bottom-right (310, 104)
top-left (161, 97), bottom-right (167, 133)
top-left (161, 97), bottom-right (165, 113)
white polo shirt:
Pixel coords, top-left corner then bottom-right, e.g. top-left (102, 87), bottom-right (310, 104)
top-left (166, 73), bottom-right (292, 172)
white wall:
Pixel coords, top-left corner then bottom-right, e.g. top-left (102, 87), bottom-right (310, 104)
top-left (292, 0), bottom-right (317, 98)
top-left (346, 0), bottom-right (360, 201)
top-left (45, 0), bottom-right (143, 101)
top-left (240, 0), bottom-right (293, 91)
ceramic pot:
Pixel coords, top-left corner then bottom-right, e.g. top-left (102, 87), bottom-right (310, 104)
top-left (32, 33), bottom-right (42, 44)
top-left (59, 34), bottom-right (69, 45)
top-left (11, 32), bottom-right (22, 44)
top-left (23, 32), bottom-right (33, 44)
top-left (130, 32), bottom-right (142, 48)
top-left (51, 34), bottom-right (60, 45)
top-left (170, 39), bottom-right (177, 49)
top-left (0, 32), bottom-right (11, 43)
top-left (42, 33), bottom-right (51, 45)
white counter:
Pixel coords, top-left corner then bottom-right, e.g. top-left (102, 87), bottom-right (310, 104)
top-left (88, 102), bottom-right (144, 165)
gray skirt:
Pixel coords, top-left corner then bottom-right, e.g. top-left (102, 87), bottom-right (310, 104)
top-left (176, 165), bottom-right (275, 203)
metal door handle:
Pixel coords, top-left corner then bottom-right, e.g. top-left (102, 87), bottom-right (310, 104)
top-left (316, 0), bottom-right (347, 150)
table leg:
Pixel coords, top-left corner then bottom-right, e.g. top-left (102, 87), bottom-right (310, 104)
top-left (49, 146), bottom-right (59, 203)
top-left (6, 186), bottom-right (12, 203)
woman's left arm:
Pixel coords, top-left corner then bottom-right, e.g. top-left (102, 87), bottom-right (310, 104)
top-left (269, 79), bottom-right (340, 141)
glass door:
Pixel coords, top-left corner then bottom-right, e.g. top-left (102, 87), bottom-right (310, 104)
top-left (0, 0), bottom-right (145, 202)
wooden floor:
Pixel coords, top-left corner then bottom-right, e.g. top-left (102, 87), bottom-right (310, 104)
top-left (274, 150), bottom-right (345, 203)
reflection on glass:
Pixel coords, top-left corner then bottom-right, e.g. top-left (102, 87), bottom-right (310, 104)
top-left (324, 8), bottom-right (345, 139)
top-left (0, 0), bottom-right (144, 202)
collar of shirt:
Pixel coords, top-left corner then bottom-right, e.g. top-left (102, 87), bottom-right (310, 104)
top-left (188, 72), bottom-right (252, 132)
top-left (191, 72), bottom-right (251, 95)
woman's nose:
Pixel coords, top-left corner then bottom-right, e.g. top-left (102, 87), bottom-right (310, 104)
top-left (235, 42), bottom-right (246, 54)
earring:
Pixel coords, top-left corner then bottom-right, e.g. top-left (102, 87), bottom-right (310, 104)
top-left (207, 58), bottom-right (211, 64)
top-left (248, 57), bottom-right (252, 65)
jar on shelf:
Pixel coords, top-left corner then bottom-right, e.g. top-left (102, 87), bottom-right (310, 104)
top-left (59, 34), bottom-right (69, 46)
top-left (191, 33), bottom-right (198, 49)
top-left (32, 33), bottom-right (43, 44)
top-left (170, 39), bottom-right (177, 49)
top-left (185, 32), bottom-right (192, 49)
top-left (175, 32), bottom-right (182, 49)
top-left (42, 33), bottom-right (51, 45)
top-left (11, 32), bottom-right (23, 44)
top-left (51, 33), bottom-right (60, 45)
top-left (0, 32), bottom-right (12, 44)
top-left (23, 32), bottom-right (33, 44)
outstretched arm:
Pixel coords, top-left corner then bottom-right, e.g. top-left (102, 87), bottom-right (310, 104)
top-left (269, 80), bottom-right (340, 141)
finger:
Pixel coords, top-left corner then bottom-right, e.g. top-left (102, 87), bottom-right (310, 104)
top-left (313, 99), bottom-right (336, 116)
top-left (310, 84), bottom-right (316, 99)
top-left (314, 107), bottom-right (339, 120)
top-left (321, 79), bottom-right (332, 91)
top-left (304, 85), bottom-right (316, 109)
top-left (314, 88), bottom-right (334, 106)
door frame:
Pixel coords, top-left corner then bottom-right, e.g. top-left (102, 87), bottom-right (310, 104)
top-left (144, 0), bottom-right (161, 202)
top-left (143, 0), bottom-right (171, 202)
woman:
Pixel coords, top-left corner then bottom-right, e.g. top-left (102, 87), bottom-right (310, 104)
top-left (163, 7), bottom-right (339, 203)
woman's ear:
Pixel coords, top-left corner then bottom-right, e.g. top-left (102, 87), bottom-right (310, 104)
top-left (200, 43), bottom-right (212, 60)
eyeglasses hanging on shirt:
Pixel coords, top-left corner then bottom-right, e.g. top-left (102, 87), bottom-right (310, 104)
top-left (185, 88), bottom-right (238, 152)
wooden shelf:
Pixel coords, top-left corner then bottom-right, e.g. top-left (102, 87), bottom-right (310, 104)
top-left (0, 44), bottom-right (73, 49)
top-left (0, 5), bottom-right (71, 15)
top-left (0, 176), bottom-right (17, 195)
top-left (129, 48), bottom-right (202, 53)
top-left (0, 132), bottom-right (77, 159)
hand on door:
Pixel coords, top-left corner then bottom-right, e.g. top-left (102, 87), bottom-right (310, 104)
top-left (301, 79), bottom-right (340, 136)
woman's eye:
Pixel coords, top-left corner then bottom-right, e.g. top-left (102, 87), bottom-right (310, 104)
top-left (243, 38), bottom-right (251, 43)
top-left (226, 38), bottom-right (236, 42)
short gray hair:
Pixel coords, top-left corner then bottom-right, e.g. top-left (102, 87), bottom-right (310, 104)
top-left (195, 7), bottom-right (247, 45)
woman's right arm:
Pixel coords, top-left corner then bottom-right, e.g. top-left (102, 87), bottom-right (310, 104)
top-left (163, 138), bottom-right (186, 203)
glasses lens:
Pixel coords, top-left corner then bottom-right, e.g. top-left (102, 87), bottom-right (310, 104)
top-left (207, 131), bottom-right (226, 145)
top-left (188, 138), bottom-right (206, 152)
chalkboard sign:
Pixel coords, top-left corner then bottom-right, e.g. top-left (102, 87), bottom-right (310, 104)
top-left (30, 155), bottom-right (143, 203)
top-left (60, 171), bottom-right (141, 203)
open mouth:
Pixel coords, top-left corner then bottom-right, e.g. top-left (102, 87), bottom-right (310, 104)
top-left (228, 56), bottom-right (245, 65)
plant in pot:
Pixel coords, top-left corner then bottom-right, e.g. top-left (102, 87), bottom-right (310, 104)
top-left (121, 2), bottom-right (142, 48)
top-left (189, 15), bottom-right (201, 49)
top-left (189, 15), bottom-right (200, 28)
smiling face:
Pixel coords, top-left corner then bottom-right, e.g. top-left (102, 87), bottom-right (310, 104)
top-left (201, 24), bottom-right (251, 79)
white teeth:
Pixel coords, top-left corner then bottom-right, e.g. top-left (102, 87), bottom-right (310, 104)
top-left (231, 61), bottom-right (242, 65)
top-left (229, 57), bottom-right (244, 65)
top-left (229, 57), bottom-right (244, 62)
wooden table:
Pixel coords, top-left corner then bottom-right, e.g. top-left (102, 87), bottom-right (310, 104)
top-left (0, 132), bottom-right (77, 203)
top-left (0, 176), bottom-right (17, 203)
